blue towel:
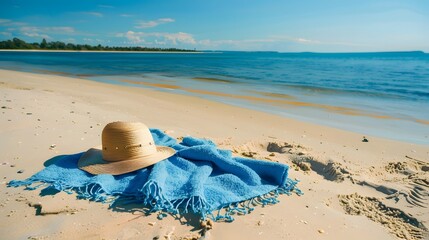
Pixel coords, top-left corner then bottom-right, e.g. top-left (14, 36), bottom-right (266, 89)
top-left (9, 129), bottom-right (300, 221)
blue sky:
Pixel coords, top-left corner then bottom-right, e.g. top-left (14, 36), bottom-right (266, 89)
top-left (1, 0), bottom-right (428, 52)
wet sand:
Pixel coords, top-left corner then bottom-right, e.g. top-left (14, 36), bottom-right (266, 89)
top-left (121, 79), bottom-right (401, 120)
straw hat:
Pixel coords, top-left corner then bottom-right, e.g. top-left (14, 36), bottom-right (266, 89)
top-left (78, 121), bottom-right (176, 175)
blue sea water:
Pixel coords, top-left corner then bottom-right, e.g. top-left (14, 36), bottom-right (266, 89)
top-left (0, 51), bottom-right (428, 144)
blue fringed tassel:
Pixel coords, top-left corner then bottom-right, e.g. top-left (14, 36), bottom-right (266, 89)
top-left (9, 175), bottom-right (302, 222)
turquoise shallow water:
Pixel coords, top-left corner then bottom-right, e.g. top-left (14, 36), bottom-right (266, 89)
top-left (0, 51), bottom-right (428, 144)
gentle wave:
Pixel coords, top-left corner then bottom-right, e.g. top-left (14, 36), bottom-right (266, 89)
top-left (120, 78), bottom-right (400, 121)
top-left (192, 77), bottom-right (236, 84)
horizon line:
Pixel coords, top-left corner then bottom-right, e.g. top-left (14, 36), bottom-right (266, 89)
top-left (0, 49), bottom-right (426, 54)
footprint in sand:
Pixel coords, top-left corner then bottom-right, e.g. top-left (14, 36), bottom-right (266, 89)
top-left (266, 142), bottom-right (293, 153)
top-left (323, 161), bottom-right (353, 182)
top-left (404, 176), bottom-right (429, 208)
top-left (291, 155), bottom-right (354, 182)
top-left (233, 141), bottom-right (293, 159)
top-left (339, 193), bottom-right (428, 240)
top-left (382, 158), bottom-right (429, 208)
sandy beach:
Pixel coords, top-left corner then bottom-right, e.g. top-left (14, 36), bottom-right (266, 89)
top-left (0, 69), bottom-right (428, 240)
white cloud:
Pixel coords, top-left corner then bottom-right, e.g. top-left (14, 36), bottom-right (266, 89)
top-left (83, 38), bottom-right (107, 43)
top-left (49, 27), bottom-right (75, 33)
top-left (120, 14), bottom-right (134, 18)
top-left (82, 12), bottom-right (103, 18)
top-left (23, 32), bottom-right (50, 39)
top-left (117, 30), bottom-right (365, 51)
top-left (270, 35), bottom-right (366, 47)
top-left (265, 35), bottom-right (318, 44)
top-left (18, 26), bottom-right (77, 40)
top-left (135, 18), bottom-right (175, 28)
top-left (117, 31), bottom-right (195, 45)
top-left (162, 32), bottom-right (196, 45)
top-left (19, 26), bottom-right (39, 32)
top-left (294, 37), bottom-right (320, 44)
top-left (0, 18), bottom-right (26, 26)
top-left (62, 38), bottom-right (76, 43)
top-left (0, 31), bottom-right (12, 37)
top-left (0, 19), bottom-right (10, 24)
top-left (195, 38), bottom-right (277, 49)
top-left (154, 39), bottom-right (167, 45)
top-left (20, 26), bottom-right (76, 35)
top-left (195, 35), bottom-right (365, 50)
top-left (116, 31), bottom-right (144, 44)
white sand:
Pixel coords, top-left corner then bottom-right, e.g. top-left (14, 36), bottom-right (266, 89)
top-left (0, 69), bottom-right (428, 240)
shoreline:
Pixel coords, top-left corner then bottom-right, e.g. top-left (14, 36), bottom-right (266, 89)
top-left (0, 49), bottom-right (205, 54)
top-left (3, 69), bottom-right (425, 146)
top-left (2, 50), bottom-right (428, 145)
top-left (1, 63), bottom-right (428, 144)
top-left (1, 69), bottom-right (428, 239)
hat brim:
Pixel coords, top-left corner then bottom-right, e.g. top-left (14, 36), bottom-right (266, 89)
top-left (78, 146), bottom-right (175, 175)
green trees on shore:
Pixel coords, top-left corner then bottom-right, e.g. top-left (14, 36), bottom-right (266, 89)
top-left (0, 38), bottom-right (196, 52)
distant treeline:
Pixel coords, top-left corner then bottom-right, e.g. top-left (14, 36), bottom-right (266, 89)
top-left (0, 38), bottom-right (196, 52)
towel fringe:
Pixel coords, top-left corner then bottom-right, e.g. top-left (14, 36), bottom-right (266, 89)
top-left (142, 177), bottom-right (302, 222)
top-left (213, 178), bottom-right (301, 222)
top-left (8, 174), bottom-right (301, 222)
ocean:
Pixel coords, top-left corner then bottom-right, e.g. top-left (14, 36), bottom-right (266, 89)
top-left (1, 51), bottom-right (428, 144)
